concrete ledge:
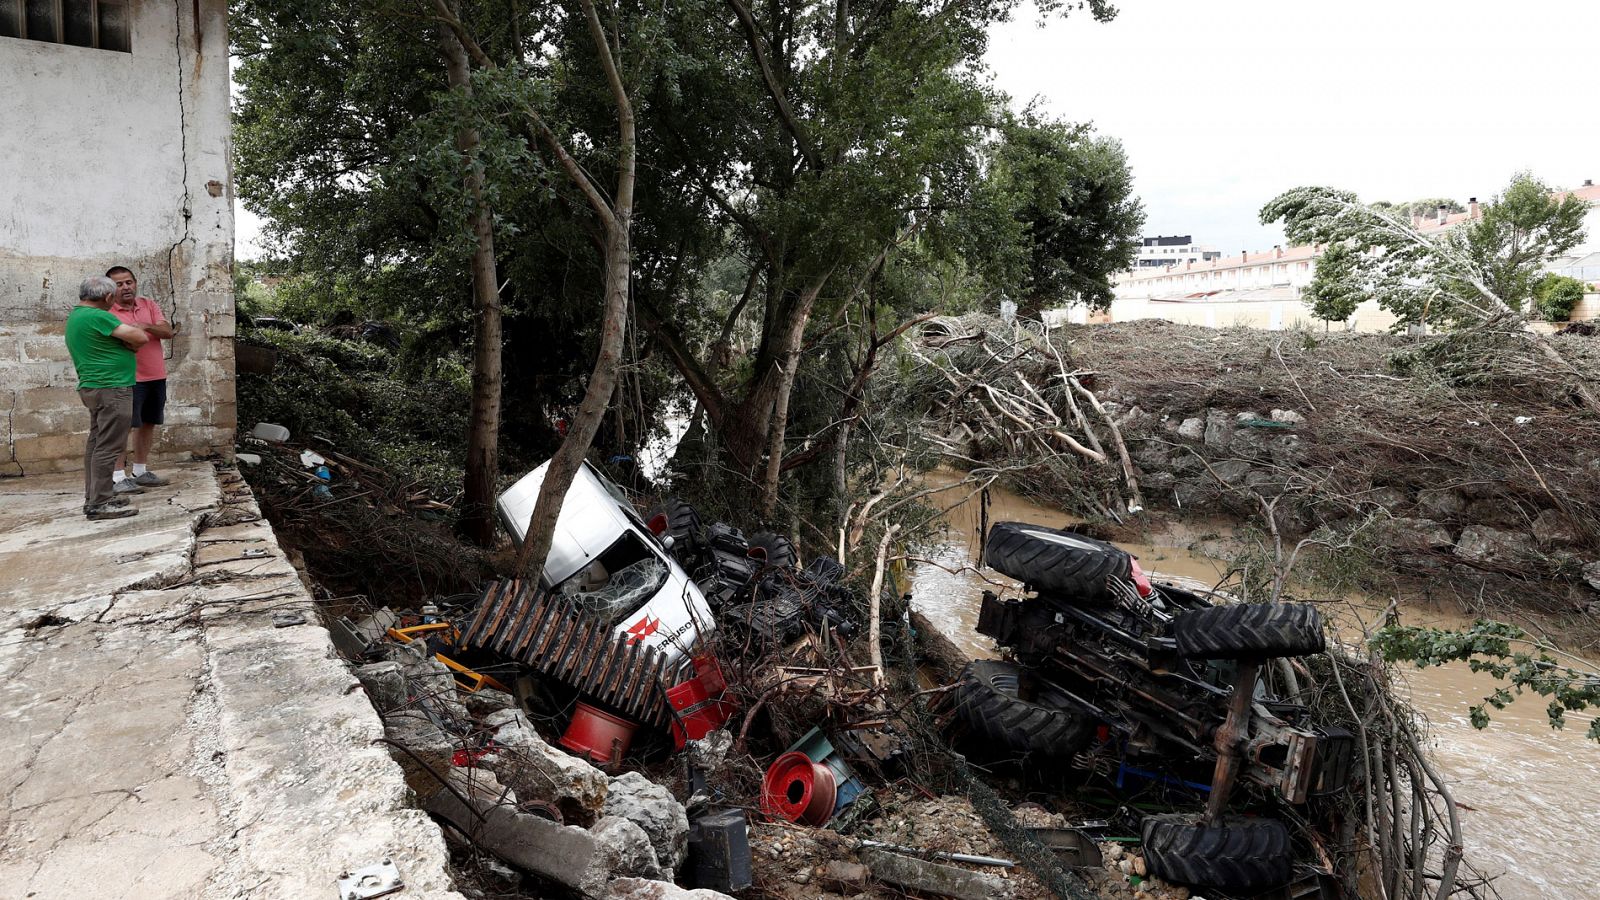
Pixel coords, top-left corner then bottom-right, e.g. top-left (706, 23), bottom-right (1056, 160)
top-left (0, 462), bottom-right (462, 899)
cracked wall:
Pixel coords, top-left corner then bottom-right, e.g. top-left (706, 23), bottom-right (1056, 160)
top-left (0, 0), bottom-right (236, 476)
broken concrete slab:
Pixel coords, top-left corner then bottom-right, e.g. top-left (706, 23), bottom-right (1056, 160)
top-left (0, 463), bottom-right (464, 900)
top-left (486, 707), bottom-right (610, 826)
top-left (583, 815), bottom-right (665, 895)
top-left (605, 877), bottom-right (737, 899)
top-left (425, 767), bottom-right (602, 893)
top-left (860, 848), bottom-right (1013, 900)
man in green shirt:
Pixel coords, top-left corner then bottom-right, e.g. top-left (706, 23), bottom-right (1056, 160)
top-left (64, 275), bottom-right (149, 519)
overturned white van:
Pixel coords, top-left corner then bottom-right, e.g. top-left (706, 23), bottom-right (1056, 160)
top-left (495, 460), bottom-right (716, 665)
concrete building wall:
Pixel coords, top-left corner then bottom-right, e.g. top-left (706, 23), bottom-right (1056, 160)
top-left (0, 0), bottom-right (235, 476)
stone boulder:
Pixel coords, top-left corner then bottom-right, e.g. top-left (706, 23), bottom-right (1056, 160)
top-left (581, 816), bottom-right (664, 896)
top-left (1582, 561), bottom-right (1600, 593)
top-left (605, 771), bottom-right (690, 875)
top-left (1453, 526), bottom-right (1540, 567)
top-left (1176, 417), bottom-right (1204, 440)
top-left (485, 708), bottom-right (610, 826)
top-left (1416, 487), bottom-right (1468, 520)
top-left (1531, 510), bottom-right (1581, 548)
top-left (1374, 518), bottom-right (1454, 554)
top-left (353, 660), bottom-right (407, 713)
top-left (1203, 408), bottom-right (1233, 448)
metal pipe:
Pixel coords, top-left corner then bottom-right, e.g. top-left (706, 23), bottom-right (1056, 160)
top-left (858, 840), bottom-right (1016, 868)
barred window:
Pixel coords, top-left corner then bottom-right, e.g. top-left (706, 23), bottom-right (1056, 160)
top-left (1, 0), bottom-right (130, 52)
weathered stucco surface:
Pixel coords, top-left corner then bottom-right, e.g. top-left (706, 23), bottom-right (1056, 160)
top-left (0, 0), bottom-right (236, 476)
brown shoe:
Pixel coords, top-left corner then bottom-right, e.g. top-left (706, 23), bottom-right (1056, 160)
top-left (86, 504), bottom-right (138, 520)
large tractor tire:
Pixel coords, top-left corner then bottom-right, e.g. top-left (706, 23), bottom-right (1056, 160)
top-left (1140, 814), bottom-right (1293, 892)
top-left (647, 498), bottom-right (703, 562)
top-left (1172, 602), bottom-right (1325, 660)
top-left (982, 521), bottom-right (1131, 603)
top-left (747, 531), bottom-right (797, 571)
top-left (952, 659), bottom-right (1095, 760)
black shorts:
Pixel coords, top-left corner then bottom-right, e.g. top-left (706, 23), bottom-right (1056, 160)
top-left (131, 379), bottom-right (167, 427)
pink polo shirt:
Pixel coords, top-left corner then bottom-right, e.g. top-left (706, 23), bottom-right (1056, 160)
top-left (110, 296), bottom-right (168, 382)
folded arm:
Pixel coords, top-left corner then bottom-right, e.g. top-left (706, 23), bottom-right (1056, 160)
top-left (112, 323), bottom-right (150, 349)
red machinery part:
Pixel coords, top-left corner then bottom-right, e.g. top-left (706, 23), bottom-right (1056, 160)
top-left (667, 655), bottom-right (738, 749)
top-left (559, 701), bottom-right (640, 765)
top-left (1129, 556), bottom-right (1153, 597)
top-left (761, 751), bottom-right (838, 826)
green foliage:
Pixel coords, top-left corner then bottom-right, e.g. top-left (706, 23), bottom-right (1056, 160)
top-left (1263, 173), bottom-right (1588, 331)
top-left (235, 327), bottom-right (476, 499)
top-left (1370, 197), bottom-right (1464, 219)
top-left (1535, 273), bottom-right (1587, 321)
top-left (1371, 619), bottom-right (1600, 740)
top-left (978, 110), bottom-right (1144, 314)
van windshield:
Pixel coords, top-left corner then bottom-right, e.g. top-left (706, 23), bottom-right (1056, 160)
top-left (554, 531), bottom-right (669, 622)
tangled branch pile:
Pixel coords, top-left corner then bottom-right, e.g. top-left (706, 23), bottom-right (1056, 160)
top-left (902, 314), bottom-right (1146, 519)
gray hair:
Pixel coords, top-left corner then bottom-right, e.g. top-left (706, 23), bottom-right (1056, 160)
top-left (80, 275), bottom-right (116, 303)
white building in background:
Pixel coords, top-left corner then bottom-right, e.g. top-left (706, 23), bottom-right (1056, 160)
top-left (1093, 181), bottom-right (1600, 334)
top-left (1132, 235), bottom-right (1221, 270)
top-left (1, 1), bottom-right (236, 475)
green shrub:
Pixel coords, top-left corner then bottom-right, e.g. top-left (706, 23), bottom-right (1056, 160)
top-left (236, 327), bottom-right (471, 499)
top-left (1535, 274), bottom-right (1587, 321)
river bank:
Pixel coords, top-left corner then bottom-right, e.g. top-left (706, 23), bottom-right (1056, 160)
top-left (908, 470), bottom-right (1600, 900)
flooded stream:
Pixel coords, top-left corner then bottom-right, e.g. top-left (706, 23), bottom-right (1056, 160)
top-left (909, 472), bottom-right (1600, 899)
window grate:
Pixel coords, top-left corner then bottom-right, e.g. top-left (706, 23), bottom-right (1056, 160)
top-left (1, 0), bottom-right (130, 52)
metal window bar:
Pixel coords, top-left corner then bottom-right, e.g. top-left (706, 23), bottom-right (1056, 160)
top-left (2, 0), bottom-right (129, 51)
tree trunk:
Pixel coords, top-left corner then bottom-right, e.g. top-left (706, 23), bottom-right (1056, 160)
top-left (513, 0), bottom-right (635, 581)
top-left (757, 268), bottom-right (833, 516)
top-left (438, 18), bottom-right (503, 547)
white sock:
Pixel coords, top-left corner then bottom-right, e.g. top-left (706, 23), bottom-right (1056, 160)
top-left (113, 469), bottom-right (126, 482)
top-left (132, 463), bottom-right (148, 476)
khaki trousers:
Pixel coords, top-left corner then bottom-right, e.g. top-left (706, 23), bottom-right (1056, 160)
top-left (79, 386), bottom-right (132, 510)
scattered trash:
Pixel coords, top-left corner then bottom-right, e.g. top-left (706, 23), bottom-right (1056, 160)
top-left (236, 452), bottom-right (262, 466)
top-left (336, 858), bottom-right (403, 900)
top-left (300, 449), bottom-right (327, 468)
top-left (251, 422), bottom-right (290, 443)
top-left (272, 612), bottom-right (307, 628)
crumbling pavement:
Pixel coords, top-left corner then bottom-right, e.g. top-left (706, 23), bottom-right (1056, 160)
top-left (0, 462), bottom-right (461, 899)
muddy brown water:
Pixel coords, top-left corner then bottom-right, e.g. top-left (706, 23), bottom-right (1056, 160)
top-left (908, 471), bottom-right (1600, 899)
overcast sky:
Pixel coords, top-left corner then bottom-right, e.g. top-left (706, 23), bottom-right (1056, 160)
top-left (235, 0), bottom-right (1599, 259)
top-left (985, 0), bottom-right (1600, 253)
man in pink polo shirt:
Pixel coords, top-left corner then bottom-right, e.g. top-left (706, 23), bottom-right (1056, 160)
top-left (107, 266), bottom-right (177, 491)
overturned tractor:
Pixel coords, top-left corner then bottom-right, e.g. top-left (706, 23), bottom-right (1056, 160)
top-left (954, 521), bottom-right (1354, 894)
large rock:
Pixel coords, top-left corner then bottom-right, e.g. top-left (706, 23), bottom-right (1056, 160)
top-left (1454, 526), bottom-right (1540, 567)
top-left (1532, 510), bottom-right (1580, 548)
top-left (582, 816), bottom-right (664, 896)
top-left (1582, 561), bottom-right (1600, 593)
top-left (1416, 487), bottom-right (1468, 519)
top-left (384, 639), bottom-right (469, 721)
top-left (1176, 417), bottom-right (1204, 440)
top-left (381, 710), bottom-right (465, 802)
top-left (485, 708), bottom-right (610, 826)
top-left (1374, 517), bottom-right (1454, 554)
top-left (1464, 498), bottom-right (1522, 529)
top-left (1208, 459), bottom-right (1253, 486)
top-left (1203, 408), bottom-right (1233, 448)
top-left (605, 771), bottom-right (690, 875)
top-left (353, 660), bottom-right (407, 713)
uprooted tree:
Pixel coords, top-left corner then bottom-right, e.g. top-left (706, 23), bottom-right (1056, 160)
top-left (1262, 173), bottom-right (1596, 411)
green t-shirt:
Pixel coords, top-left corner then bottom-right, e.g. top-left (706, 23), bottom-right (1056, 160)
top-left (65, 305), bottom-right (136, 389)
